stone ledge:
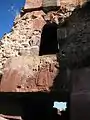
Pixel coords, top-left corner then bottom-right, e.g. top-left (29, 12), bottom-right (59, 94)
top-left (24, 0), bottom-right (43, 10)
top-left (24, 0), bottom-right (60, 11)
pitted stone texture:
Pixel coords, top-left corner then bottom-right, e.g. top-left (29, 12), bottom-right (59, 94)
top-left (33, 17), bottom-right (46, 30)
top-left (24, 0), bottom-right (87, 11)
top-left (60, 0), bottom-right (87, 10)
top-left (0, 10), bottom-right (46, 72)
top-left (24, 0), bottom-right (60, 10)
top-left (0, 55), bottom-right (59, 92)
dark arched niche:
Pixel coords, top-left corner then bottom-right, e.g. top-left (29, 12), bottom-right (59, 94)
top-left (39, 22), bottom-right (59, 56)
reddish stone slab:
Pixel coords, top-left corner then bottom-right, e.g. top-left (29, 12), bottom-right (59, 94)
top-left (0, 55), bottom-right (59, 92)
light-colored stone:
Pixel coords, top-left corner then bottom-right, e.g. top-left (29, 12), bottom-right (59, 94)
top-left (60, 0), bottom-right (87, 9)
top-left (33, 17), bottom-right (46, 30)
top-left (24, 0), bottom-right (42, 9)
top-left (0, 10), bottom-right (47, 72)
top-left (43, 0), bottom-right (60, 7)
top-left (24, 0), bottom-right (87, 11)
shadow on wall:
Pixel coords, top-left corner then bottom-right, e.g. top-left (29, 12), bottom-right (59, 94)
top-left (49, 0), bottom-right (90, 100)
top-left (50, 1), bottom-right (90, 120)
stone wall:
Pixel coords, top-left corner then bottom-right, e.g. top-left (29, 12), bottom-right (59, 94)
top-left (0, 0), bottom-right (89, 91)
top-left (0, 0), bottom-right (72, 74)
top-left (0, 0), bottom-right (89, 119)
top-left (24, 0), bottom-right (87, 10)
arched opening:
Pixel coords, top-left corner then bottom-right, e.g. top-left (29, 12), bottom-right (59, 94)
top-left (39, 22), bottom-right (59, 56)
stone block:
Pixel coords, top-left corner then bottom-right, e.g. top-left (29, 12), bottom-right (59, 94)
top-left (24, 0), bottom-right (43, 10)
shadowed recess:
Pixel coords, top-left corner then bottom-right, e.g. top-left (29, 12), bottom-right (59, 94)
top-left (39, 22), bottom-right (59, 56)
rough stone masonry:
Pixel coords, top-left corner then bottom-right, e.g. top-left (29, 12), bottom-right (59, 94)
top-left (0, 0), bottom-right (87, 92)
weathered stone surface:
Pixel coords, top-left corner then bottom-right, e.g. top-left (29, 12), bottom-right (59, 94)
top-left (0, 5), bottom-right (70, 74)
top-left (0, 55), bottom-right (59, 92)
top-left (0, 0), bottom-right (89, 92)
top-left (0, 10), bottom-right (46, 73)
top-left (24, 0), bottom-right (42, 10)
top-left (33, 16), bottom-right (46, 30)
top-left (24, 0), bottom-right (60, 10)
top-left (60, 0), bottom-right (87, 7)
top-left (24, 0), bottom-right (87, 10)
top-left (57, 2), bottom-right (90, 70)
top-left (42, 0), bottom-right (60, 7)
top-left (24, 0), bottom-right (87, 11)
